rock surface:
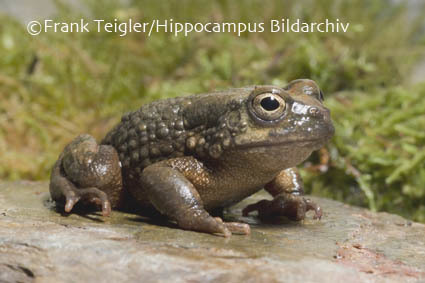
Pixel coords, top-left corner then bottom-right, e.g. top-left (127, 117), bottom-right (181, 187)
top-left (0, 181), bottom-right (424, 283)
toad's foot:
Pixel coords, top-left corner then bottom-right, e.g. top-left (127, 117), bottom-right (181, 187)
top-left (63, 186), bottom-right (112, 216)
top-left (50, 165), bottom-right (112, 216)
top-left (177, 211), bottom-right (232, 237)
top-left (242, 194), bottom-right (322, 221)
top-left (214, 217), bottom-right (251, 235)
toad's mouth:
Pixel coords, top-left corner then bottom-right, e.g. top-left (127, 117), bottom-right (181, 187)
top-left (236, 136), bottom-right (330, 150)
top-left (235, 122), bottom-right (335, 150)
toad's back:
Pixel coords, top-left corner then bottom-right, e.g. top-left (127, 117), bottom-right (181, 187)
top-left (101, 96), bottom-right (190, 172)
top-left (101, 87), bottom-right (255, 176)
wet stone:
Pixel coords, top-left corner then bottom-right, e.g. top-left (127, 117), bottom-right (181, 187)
top-left (0, 181), bottom-right (424, 282)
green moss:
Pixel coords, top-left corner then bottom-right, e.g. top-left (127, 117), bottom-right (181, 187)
top-left (304, 84), bottom-right (425, 222)
top-left (0, 0), bottom-right (424, 221)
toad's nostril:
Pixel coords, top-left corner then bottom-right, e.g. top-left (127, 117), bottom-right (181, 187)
top-left (309, 107), bottom-right (319, 115)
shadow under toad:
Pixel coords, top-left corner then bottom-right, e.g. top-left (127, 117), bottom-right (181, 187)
top-left (43, 193), bottom-right (302, 232)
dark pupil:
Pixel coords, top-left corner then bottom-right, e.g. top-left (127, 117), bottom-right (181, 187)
top-left (260, 96), bottom-right (280, 111)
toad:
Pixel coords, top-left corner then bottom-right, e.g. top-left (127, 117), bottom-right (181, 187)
top-left (50, 79), bottom-right (334, 237)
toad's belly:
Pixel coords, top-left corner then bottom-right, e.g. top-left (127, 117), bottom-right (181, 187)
top-left (198, 183), bottom-right (265, 211)
top-left (122, 169), bottom-right (268, 212)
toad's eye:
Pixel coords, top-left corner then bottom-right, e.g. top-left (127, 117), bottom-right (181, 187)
top-left (252, 92), bottom-right (286, 121)
top-left (260, 96), bottom-right (280, 111)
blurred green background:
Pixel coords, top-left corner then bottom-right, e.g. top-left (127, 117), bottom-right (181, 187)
top-left (0, 0), bottom-right (424, 222)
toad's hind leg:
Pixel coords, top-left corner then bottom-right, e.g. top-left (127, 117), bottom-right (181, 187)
top-left (49, 134), bottom-right (123, 216)
top-left (138, 159), bottom-right (250, 237)
top-left (242, 167), bottom-right (322, 221)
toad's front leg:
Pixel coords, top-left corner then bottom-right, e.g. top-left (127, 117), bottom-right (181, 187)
top-left (138, 158), bottom-right (250, 237)
top-left (242, 167), bottom-right (322, 221)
